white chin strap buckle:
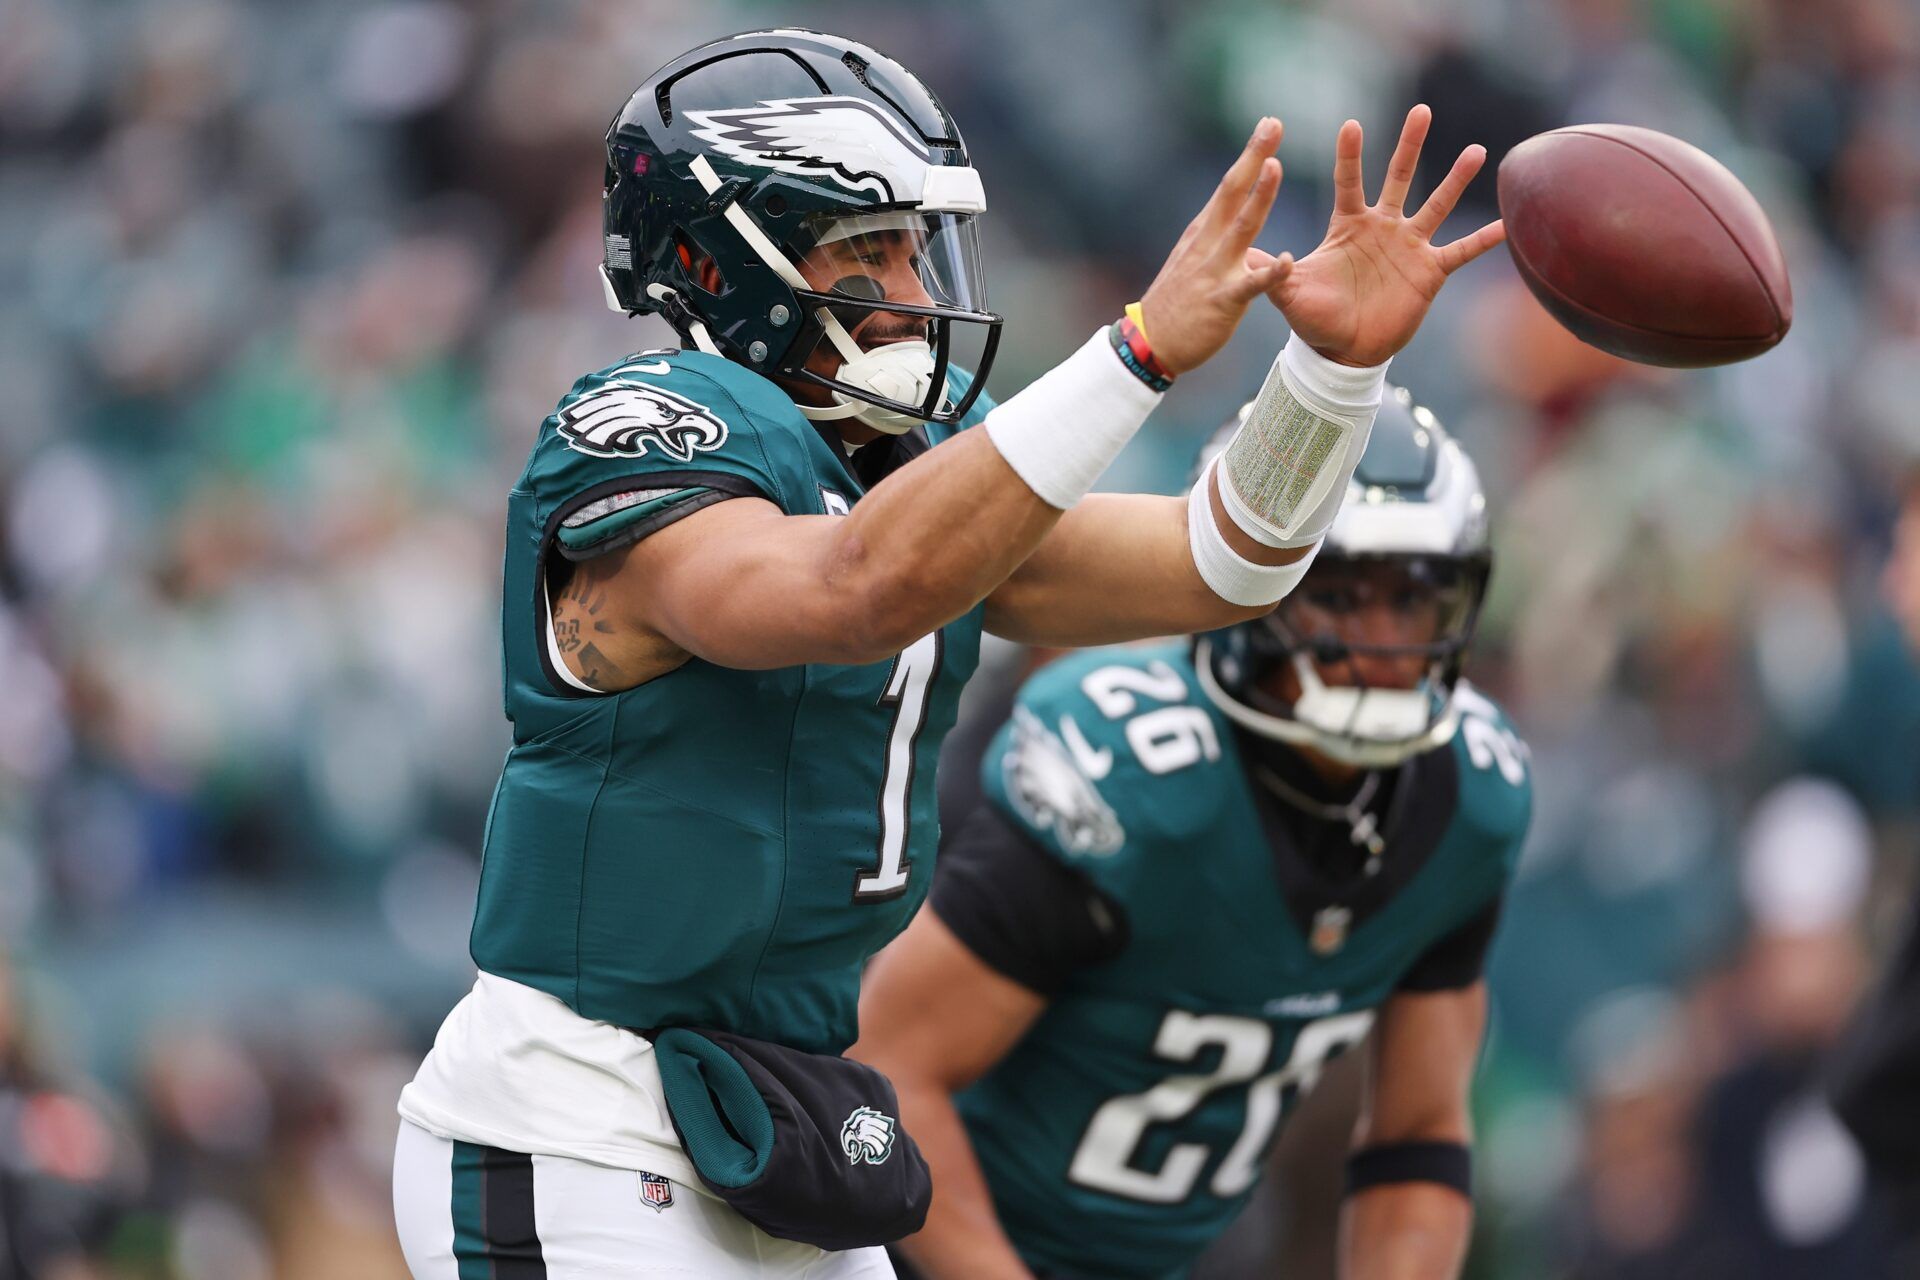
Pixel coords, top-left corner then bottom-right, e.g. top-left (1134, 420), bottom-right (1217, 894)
top-left (829, 339), bottom-right (940, 435)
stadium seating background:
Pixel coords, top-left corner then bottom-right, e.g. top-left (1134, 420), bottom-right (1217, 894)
top-left (2, 0), bottom-right (1918, 1275)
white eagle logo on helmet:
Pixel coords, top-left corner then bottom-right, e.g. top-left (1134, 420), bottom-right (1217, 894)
top-left (557, 383), bottom-right (729, 462)
top-left (685, 96), bottom-right (932, 203)
top-left (839, 1106), bottom-right (897, 1166)
top-left (1003, 707), bottom-right (1125, 856)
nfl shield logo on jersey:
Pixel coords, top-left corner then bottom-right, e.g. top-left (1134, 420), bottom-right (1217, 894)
top-left (1310, 905), bottom-right (1352, 956)
top-left (637, 1171), bottom-right (675, 1211)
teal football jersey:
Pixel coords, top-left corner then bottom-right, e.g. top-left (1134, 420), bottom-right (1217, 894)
top-left (960, 644), bottom-right (1530, 1280)
top-left (470, 350), bottom-right (993, 1054)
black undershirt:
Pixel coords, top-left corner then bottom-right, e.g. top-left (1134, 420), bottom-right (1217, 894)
top-left (931, 736), bottom-right (1503, 997)
top-left (1240, 732), bottom-right (1480, 967)
top-left (827, 421), bottom-right (935, 492)
top-left (930, 803), bottom-right (1129, 995)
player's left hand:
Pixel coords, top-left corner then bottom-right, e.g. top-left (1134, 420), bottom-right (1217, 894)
top-left (1257, 105), bottom-right (1506, 368)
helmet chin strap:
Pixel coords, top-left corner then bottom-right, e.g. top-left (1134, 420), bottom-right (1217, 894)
top-left (686, 156), bottom-right (942, 437)
top-left (1192, 639), bottom-right (1463, 768)
top-left (643, 283), bottom-right (722, 355)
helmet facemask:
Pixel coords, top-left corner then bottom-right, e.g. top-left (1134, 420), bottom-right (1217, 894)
top-left (601, 32), bottom-right (1005, 434)
top-left (647, 154), bottom-right (999, 436)
top-left (1199, 551), bottom-right (1491, 767)
top-left (776, 210), bottom-right (999, 434)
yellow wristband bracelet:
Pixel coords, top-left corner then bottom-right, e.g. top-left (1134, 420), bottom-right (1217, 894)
top-left (1124, 301), bottom-right (1150, 345)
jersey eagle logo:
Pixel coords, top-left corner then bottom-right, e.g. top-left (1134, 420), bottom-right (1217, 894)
top-left (1003, 707), bottom-right (1124, 856)
top-left (557, 382), bottom-right (729, 462)
top-left (685, 96), bottom-right (932, 203)
top-left (839, 1106), bottom-right (897, 1166)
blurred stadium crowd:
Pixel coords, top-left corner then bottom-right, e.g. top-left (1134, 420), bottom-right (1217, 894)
top-left (2, 0), bottom-right (1918, 1276)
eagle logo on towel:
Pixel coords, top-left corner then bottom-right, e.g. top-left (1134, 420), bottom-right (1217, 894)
top-left (557, 383), bottom-right (729, 462)
top-left (839, 1106), bottom-right (897, 1166)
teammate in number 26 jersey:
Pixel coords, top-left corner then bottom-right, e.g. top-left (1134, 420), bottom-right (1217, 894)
top-left (857, 389), bottom-right (1532, 1280)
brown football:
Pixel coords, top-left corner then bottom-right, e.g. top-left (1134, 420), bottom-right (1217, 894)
top-left (1497, 124), bottom-right (1792, 367)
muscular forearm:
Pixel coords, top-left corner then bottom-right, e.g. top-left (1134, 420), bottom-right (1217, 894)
top-left (827, 427), bottom-right (1065, 657)
top-left (823, 325), bottom-right (1169, 657)
top-left (890, 1077), bottom-right (1034, 1280)
top-left (632, 337), bottom-right (1163, 670)
top-left (1339, 1183), bottom-right (1473, 1280)
top-left (983, 488), bottom-right (1305, 647)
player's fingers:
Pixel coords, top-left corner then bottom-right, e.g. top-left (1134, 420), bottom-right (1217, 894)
top-left (1234, 248), bottom-right (1294, 302)
top-left (1434, 218), bottom-right (1507, 274)
top-left (1377, 104), bottom-right (1431, 214)
top-left (1224, 157), bottom-right (1283, 255)
top-left (1409, 144), bottom-right (1487, 238)
top-left (1331, 120), bottom-right (1366, 215)
top-left (1200, 118), bottom-right (1282, 232)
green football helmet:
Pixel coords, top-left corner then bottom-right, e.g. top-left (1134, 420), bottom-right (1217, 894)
top-left (1195, 386), bottom-right (1494, 766)
top-left (601, 29), bottom-right (1002, 433)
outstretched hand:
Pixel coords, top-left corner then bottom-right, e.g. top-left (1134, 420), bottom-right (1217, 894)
top-left (1258, 105), bottom-right (1506, 368)
top-left (1136, 119), bottom-right (1296, 376)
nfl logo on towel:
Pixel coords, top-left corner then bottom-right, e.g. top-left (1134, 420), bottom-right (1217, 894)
top-left (637, 1171), bottom-right (675, 1212)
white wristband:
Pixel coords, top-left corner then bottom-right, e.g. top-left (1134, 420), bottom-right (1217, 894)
top-left (1215, 334), bottom-right (1389, 548)
top-left (1188, 457), bottom-right (1323, 607)
top-left (984, 328), bottom-right (1164, 510)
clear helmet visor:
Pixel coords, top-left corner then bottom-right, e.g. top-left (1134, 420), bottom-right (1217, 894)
top-left (1194, 552), bottom-right (1491, 766)
top-left (1269, 555), bottom-right (1483, 676)
top-left (792, 211), bottom-right (988, 316)
top-left (779, 210), bottom-right (999, 431)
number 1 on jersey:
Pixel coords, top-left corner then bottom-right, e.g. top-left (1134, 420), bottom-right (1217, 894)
top-left (854, 631), bottom-right (944, 901)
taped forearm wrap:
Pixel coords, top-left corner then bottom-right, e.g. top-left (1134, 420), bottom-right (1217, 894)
top-left (1217, 335), bottom-right (1389, 548)
top-left (1188, 457), bottom-right (1322, 607)
top-left (984, 328), bottom-right (1164, 510)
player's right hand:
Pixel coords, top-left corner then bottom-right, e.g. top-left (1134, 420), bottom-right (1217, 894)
top-left (1136, 118), bottom-right (1296, 376)
top-left (1260, 106), bottom-right (1504, 369)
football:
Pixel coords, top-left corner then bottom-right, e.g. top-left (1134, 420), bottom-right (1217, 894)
top-left (1497, 124), bottom-right (1792, 367)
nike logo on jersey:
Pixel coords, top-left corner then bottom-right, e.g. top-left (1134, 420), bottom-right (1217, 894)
top-left (627, 360), bottom-right (672, 375)
top-left (1264, 992), bottom-right (1343, 1018)
top-left (558, 383), bottom-right (728, 462)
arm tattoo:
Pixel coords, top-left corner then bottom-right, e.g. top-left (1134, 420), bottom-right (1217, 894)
top-left (551, 556), bottom-right (629, 688)
top-left (575, 643), bottom-right (616, 686)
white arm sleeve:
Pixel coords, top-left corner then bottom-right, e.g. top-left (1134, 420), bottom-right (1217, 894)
top-left (1187, 457), bottom-right (1324, 606)
top-left (983, 329), bottom-right (1164, 510)
top-left (1215, 334), bottom-right (1388, 548)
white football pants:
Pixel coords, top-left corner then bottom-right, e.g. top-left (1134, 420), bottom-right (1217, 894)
top-left (393, 1118), bottom-right (897, 1279)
